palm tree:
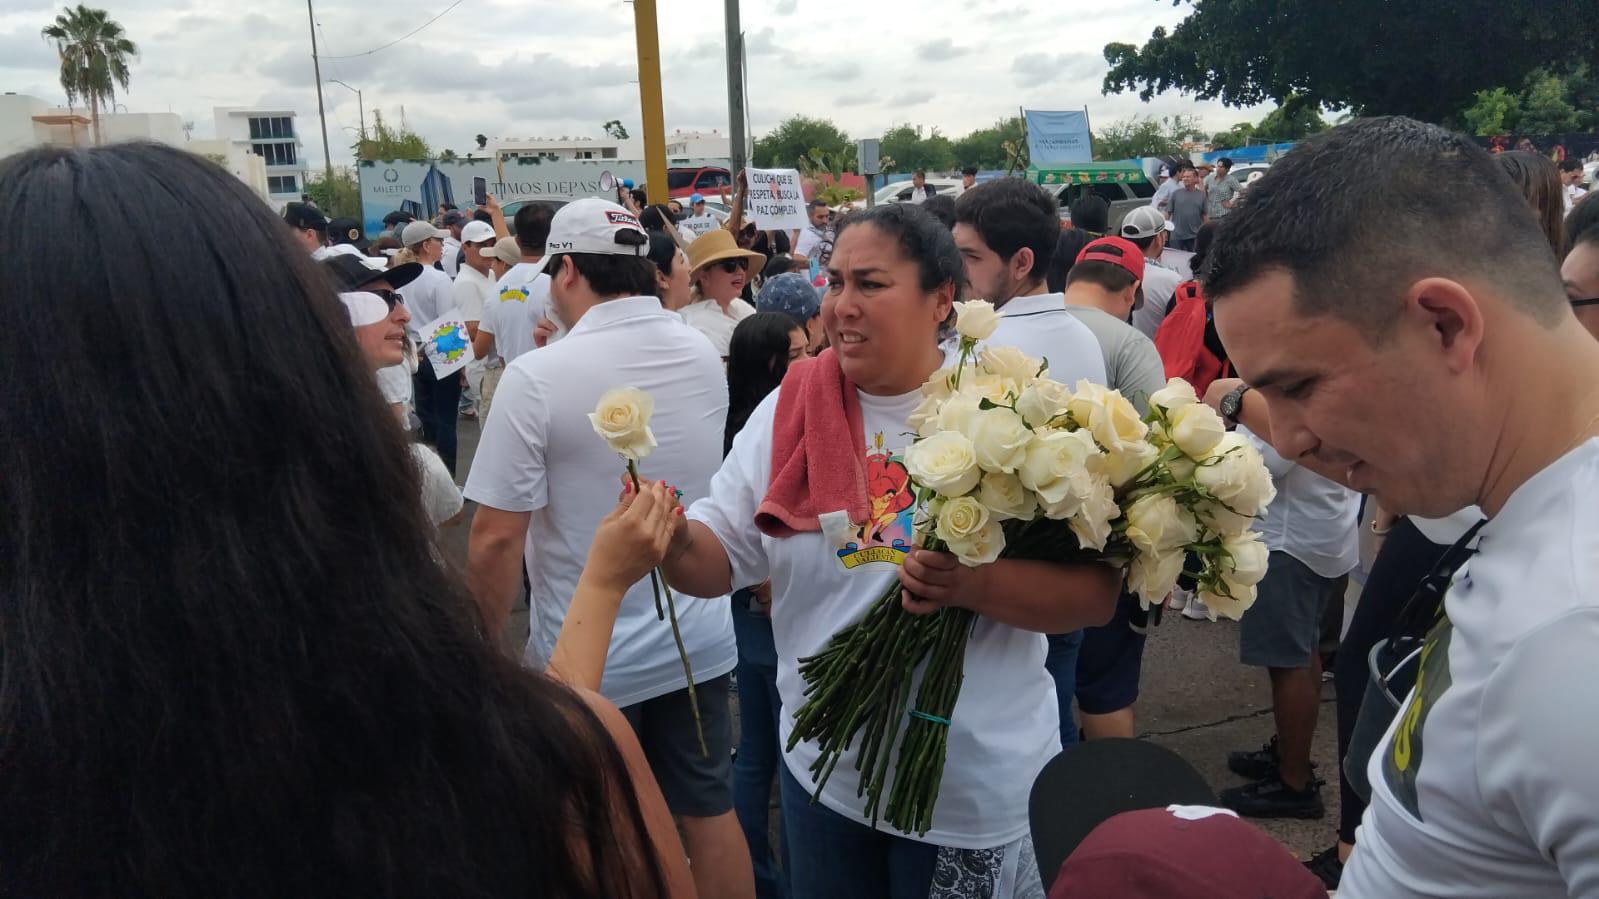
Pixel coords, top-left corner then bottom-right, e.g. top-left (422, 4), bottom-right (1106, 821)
top-left (42, 5), bottom-right (138, 147)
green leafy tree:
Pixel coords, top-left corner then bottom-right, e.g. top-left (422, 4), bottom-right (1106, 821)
top-left (1102, 0), bottom-right (1595, 124)
top-left (880, 124), bottom-right (956, 173)
top-left (439, 148), bottom-right (458, 161)
top-left (602, 119), bottom-right (629, 141)
top-left (41, 4), bottom-right (138, 147)
top-left (304, 167), bottom-right (360, 219)
top-left (754, 115), bottom-right (852, 168)
top-left (354, 109), bottom-right (432, 160)
top-left (1252, 98), bottom-right (1328, 142)
top-left (1517, 73), bottom-right (1585, 134)
top-left (1462, 87), bottom-right (1521, 136)
top-left (953, 116), bottom-right (1027, 171)
top-left (1091, 114), bottom-right (1201, 160)
top-left (1211, 121), bottom-right (1258, 149)
top-left (474, 133), bottom-right (488, 150)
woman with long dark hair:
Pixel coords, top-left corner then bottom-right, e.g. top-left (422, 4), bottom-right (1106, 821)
top-left (0, 143), bottom-right (692, 897)
top-left (723, 311), bottom-right (807, 899)
top-left (1496, 150), bottom-right (1568, 256)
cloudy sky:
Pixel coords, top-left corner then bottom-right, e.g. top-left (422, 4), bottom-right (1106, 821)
top-left (3, 0), bottom-right (1266, 168)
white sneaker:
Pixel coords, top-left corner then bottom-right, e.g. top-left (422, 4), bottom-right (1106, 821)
top-left (1182, 594), bottom-right (1214, 621)
top-left (1168, 586), bottom-right (1192, 611)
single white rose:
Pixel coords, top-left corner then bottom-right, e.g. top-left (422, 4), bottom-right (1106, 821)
top-left (1124, 493), bottom-right (1201, 556)
top-left (1221, 532), bottom-right (1270, 587)
top-left (1016, 379), bottom-right (1074, 429)
top-left (1195, 433), bottom-right (1278, 517)
top-left (1127, 549), bottom-right (1187, 609)
top-left (935, 494), bottom-right (990, 542)
top-left (1199, 581), bottom-right (1257, 621)
top-left (1019, 428), bottom-right (1097, 504)
top-left (1038, 469), bottom-right (1090, 521)
top-left (1149, 378), bottom-right (1199, 412)
top-left (1092, 440), bottom-right (1160, 489)
top-left (1068, 474), bottom-right (1119, 551)
top-left (943, 516), bottom-right (1006, 567)
top-left (588, 387), bottom-right (657, 461)
top-left (978, 345), bottom-right (1044, 386)
top-left (907, 392), bottom-right (944, 439)
top-left (920, 366), bottom-right (959, 401)
top-left (904, 430), bottom-right (982, 498)
top-left (967, 407), bottom-right (1032, 474)
top-left (934, 392), bottom-right (983, 437)
top-left (978, 471), bottom-right (1039, 521)
top-left (1068, 380), bottom-right (1148, 452)
top-left (1167, 402), bottom-right (1227, 458)
top-left (954, 300), bottom-right (1001, 341)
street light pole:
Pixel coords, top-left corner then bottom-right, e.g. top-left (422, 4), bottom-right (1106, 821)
top-left (724, 0), bottom-right (746, 179)
top-left (305, 0), bottom-right (334, 193)
top-left (328, 79), bottom-right (365, 144)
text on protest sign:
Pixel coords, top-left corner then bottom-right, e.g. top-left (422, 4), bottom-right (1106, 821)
top-left (677, 215), bottom-right (722, 242)
top-left (745, 168), bottom-right (810, 232)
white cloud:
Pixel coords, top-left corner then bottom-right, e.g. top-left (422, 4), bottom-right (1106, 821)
top-left (1, 0), bottom-right (1269, 167)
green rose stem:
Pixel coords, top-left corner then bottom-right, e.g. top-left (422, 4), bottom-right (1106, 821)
top-left (628, 458), bottom-right (706, 756)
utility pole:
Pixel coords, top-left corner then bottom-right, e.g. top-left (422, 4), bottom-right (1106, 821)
top-left (631, 0), bottom-right (668, 205)
top-left (329, 79), bottom-right (365, 144)
top-left (306, 0), bottom-right (334, 192)
top-left (724, 0), bottom-right (746, 178)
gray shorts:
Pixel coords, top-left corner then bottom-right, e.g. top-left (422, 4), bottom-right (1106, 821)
top-left (1239, 552), bottom-right (1347, 669)
top-left (619, 674), bottom-right (734, 817)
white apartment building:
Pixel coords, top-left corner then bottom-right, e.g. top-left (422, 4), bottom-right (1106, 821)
top-left (213, 107), bottom-right (310, 207)
top-left (0, 94), bottom-right (288, 208)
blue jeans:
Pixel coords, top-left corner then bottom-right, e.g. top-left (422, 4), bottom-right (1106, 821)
top-left (1044, 631), bottom-right (1084, 749)
top-left (779, 764), bottom-right (939, 899)
top-left (732, 594), bottom-right (788, 899)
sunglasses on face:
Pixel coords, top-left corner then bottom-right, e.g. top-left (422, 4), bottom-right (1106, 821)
top-left (716, 259), bottom-right (748, 274)
top-left (1573, 297), bottom-right (1599, 309)
top-left (371, 289), bottom-right (403, 309)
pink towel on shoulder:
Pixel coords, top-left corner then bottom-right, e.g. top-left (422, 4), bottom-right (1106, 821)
top-left (754, 349), bottom-right (869, 537)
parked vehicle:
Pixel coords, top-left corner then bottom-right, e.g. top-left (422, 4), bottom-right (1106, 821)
top-left (666, 166), bottom-right (733, 199)
top-left (872, 178), bottom-right (964, 205)
top-left (1031, 161), bottom-right (1156, 232)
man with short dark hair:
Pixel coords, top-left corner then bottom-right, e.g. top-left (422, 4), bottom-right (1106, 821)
top-left (953, 179), bottom-right (1109, 748)
top-left (1560, 158), bottom-right (1588, 214)
top-left (1163, 165), bottom-right (1207, 251)
top-left (1205, 157), bottom-right (1243, 220)
top-left (1068, 195), bottom-right (1110, 236)
top-left (465, 198), bottom-right (750, 899)
top-left (1204, 116), bottom-right (1599, 896)
top-left (1119, 206), bottom-right (1184, 338)
top-left (380, 210), bottom-right (414, 239)
top-left (440, 210), bottom-right (466, 277)
top-left (960, 165), bottom-right (978, 192)
top-left (909, 169), bottom-right (937, 204)
top-left (794, 199), bottom-right (834, 266)
top-left (476, 202), bottom-right (560, 367)
top-left (283, 201), bottom-right (328, 254)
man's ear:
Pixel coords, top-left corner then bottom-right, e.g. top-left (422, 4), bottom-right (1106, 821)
top-left (1408, 277), bottom-right (1485, 375)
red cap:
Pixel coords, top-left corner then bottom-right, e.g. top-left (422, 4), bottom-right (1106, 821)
top-left (1075, 236), bottom-right (1145, 283)
top-left (1048, 806), bottom-right (1326, 899)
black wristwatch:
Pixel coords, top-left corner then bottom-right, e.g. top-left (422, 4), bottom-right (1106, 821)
top-left (1219, 384), bottom-right (1252, 425)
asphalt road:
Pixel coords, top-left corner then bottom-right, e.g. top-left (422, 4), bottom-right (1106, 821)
top-left (438, 414), bottom-right (1347, 864)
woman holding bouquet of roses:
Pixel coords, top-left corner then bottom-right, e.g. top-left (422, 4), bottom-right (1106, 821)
top-left (662, 203), bottom-right (1120, 898)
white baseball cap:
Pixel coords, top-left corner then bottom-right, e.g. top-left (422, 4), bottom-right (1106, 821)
top-left (400, 220), bottom-right (449, 247)
top-left (461, 220), bottom-right (498, 245)
top-left (339, 291), bottom-right (390, 327)
top-left (1119, 206), bottom-right (1176, 240)
top-left (524, 198), bottom-right (649, 278)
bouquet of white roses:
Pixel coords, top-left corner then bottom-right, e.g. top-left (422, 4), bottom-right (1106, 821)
top-left (786, 301), bottom-right (1276, 835)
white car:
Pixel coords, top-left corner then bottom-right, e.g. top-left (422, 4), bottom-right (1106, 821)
top-left (872, 178), bottom-right (964, 205)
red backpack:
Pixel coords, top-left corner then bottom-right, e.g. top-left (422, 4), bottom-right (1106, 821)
top-left (1153, 280), bottom-right (1230, 396)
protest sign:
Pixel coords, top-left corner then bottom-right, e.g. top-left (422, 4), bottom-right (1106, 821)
top-left (745, 168), bottom-right (809, 232)
top-left (677, 215), bottom-right (721, 242)
top-left (419, 313), bottom-right (475, 378)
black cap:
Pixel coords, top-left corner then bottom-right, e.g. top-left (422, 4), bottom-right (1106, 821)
top-left (327, 217), bottom-right (369, 250)
top-left (319, 253), bottom-right (424, 292)
top-left (284, 201), bottom-right (328, 233)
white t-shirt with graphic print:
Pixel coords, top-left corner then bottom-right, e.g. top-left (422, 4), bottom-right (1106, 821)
top-left (1342, 440), bottom-right (1599, 897)
top-left (688, 386), bottom-right (1059, 850)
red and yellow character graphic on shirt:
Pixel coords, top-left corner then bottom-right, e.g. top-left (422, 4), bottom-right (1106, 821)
top-left (837, 433), bottom-right (916, 570)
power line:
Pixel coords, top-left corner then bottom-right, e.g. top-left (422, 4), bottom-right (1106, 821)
top-left (318, 0), bottom-right (466, 59)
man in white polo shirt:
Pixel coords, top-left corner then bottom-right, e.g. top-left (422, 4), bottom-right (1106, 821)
top-left (453, 219), bottom-right (499, 418)
top-left (464, 199), bottom-right (750, 897)
top-left (1206, 117), bottom-right (1599, 897)
top-left (952, 178), bottom-right (1109, 749)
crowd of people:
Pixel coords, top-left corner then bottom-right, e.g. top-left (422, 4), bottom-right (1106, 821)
top-left (5, 114), bottom-right (1599, 898)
